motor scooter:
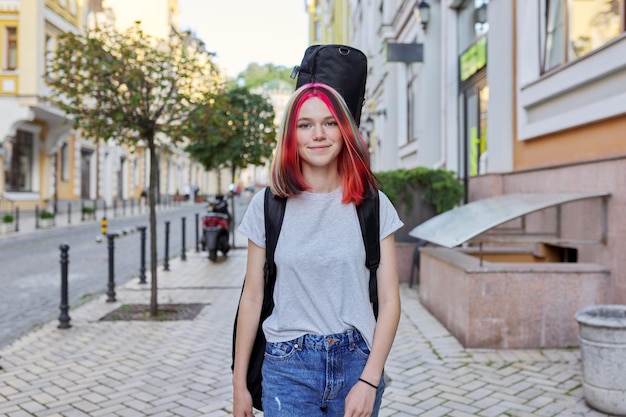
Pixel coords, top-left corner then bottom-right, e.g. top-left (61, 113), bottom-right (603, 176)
top-left (200, 195), bottom-right (231, 261)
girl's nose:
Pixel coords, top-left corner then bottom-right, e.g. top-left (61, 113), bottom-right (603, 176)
top-left (313, 124), bottom-right (326, 140)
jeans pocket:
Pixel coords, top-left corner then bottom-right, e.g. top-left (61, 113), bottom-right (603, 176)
top-left (353, 338), bottom-right (371, 360)
top-left (264, 341), bottom-right (297, 361)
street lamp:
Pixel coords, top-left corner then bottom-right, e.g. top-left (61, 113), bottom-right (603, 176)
top-left (474, 3), bottom-right (488, 25)
top-left (414, 1), bottom-right (431, 31)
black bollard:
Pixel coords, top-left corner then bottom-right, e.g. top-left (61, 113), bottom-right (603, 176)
top-left (35, 206), bottom-right (40, 229)
top-left (81, 200), bottom-right (85, 221)
top-left (106, 234), bottom-right (116, 302)
top-left (163, 221), bottom-right (170, 271)
top-left (68, 202), bottom-right (71, 225)
top-left (181, 217), bottom-right (187, 261)
top-left (137, 226), bottom-right (147, 284)
top-left (14, 206), bottom-right (19, 232)
top-left (58, 243), bottom-right (71, 329)
top-left (195, 213), bottom-right (199, 253)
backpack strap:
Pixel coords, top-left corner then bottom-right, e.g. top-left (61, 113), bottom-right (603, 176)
top-left (356, 190), bottom-right (381, 319)
top-left (264, 187), bottom-right (286, 296)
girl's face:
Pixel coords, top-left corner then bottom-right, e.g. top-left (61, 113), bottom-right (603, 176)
top-left (295, 97), bottom-right (343, 172)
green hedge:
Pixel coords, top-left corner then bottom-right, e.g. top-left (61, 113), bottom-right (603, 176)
top-left (40, 210), bottom-right (55, 219)
top-left (376, 167), bottom-right (464, 214)
top-left (2, 213), bottom-right (14, 223)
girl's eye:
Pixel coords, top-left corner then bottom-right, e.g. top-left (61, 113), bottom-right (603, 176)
top-left (325, 121), bottom-right (338, 127)
top-left (297, 123), bottom-right (311, 129)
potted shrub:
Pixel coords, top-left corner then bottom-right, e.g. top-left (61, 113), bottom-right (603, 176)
top-left (39, 209), bottom-right (56, 228)
top-left (377, 167), bottom-right (464, 242)
top-left (82, 206), bottom-right (95, 221)
top-left (0, 213), bottom-right (15, 234)
top-left (376, 167), bottom-right (464, 285)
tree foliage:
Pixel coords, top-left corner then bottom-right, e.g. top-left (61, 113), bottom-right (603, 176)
top-left (234, 63), bottom-right (296, 89)
top-left (185, 86), bottom-right (277, 182)
top-left (45, 23), bottom-right (222, 316)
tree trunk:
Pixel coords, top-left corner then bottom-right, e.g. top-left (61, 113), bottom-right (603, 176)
top-left (148, 137), bottom-right (159, 317)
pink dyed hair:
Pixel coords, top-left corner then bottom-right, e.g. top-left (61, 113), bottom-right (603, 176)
top-left (269, 83), bottom-right (376, 205)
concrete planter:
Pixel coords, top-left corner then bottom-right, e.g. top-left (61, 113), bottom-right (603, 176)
top-left (575, 304), bottom-right (626, 416)
top-left (39, 218), bottom-right (56, 229)
top-left (0, 222), bottom-right (15, 234)
top-left (393, 186), bottom-right (437, 243)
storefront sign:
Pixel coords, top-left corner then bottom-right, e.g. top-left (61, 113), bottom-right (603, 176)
top-left (459, 37), bottom-right (487, 82)
top-left (386, 42), bottom-right (423, 63)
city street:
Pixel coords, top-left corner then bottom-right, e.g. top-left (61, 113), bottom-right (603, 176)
top-left (0, 195), bottom-right (250, 350)
top-left (0, 245), bottom-right (612, 416)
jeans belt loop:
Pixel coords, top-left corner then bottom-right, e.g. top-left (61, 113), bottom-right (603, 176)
top-left (348, 328), bottom-right (356, 350)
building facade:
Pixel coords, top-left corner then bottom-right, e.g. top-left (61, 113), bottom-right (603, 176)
top-left (0, 0), bottom-right (219, 217)
top-left (308, 0), bottom-right (626, 304)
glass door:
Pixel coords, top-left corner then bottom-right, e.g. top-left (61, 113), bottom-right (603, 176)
top-left (460, 75), bottom-right (489, 202)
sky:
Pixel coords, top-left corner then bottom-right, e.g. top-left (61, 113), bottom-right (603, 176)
top-left (178, 0), bottom-right (310, 78)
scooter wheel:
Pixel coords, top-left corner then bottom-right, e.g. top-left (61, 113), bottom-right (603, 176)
top-left (209, 249), bottom-right (217, 262)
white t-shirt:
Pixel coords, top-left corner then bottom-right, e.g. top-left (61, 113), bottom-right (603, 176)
top-left (238, 187), bottom-right (403, 349)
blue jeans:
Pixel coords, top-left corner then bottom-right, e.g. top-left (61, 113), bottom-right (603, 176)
top-left (262, 328), bottom-right (385, 416)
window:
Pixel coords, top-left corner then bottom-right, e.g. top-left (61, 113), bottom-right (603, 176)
top-left (544, 0), bottom-right (625, 72)
top-left (60, 143), bottom-right (69, 181)
top-left (5, 130), bottom-right (34, 192)
top-left (314, 20), bottom-right (322, 41)
top-left (6, 27), bottom-right (17, 70)
top-left (408, 76), bottom-right (418, 143)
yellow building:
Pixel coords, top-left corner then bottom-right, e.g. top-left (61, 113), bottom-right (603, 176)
top-left (0, 0), bottom-right (84, 212)
top-left (305, 0), bottom-right (350, 45)
top-left (0, 0), bottom-right (217, 217)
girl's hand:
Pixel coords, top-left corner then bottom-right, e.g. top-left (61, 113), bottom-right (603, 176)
top-left (233, 387), bottom-right (255, 417)
top-left (344, 381), bottom-right (376, 417)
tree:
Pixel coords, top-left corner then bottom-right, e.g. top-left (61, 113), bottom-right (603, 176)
top-left (46, 23), bottom-right (221, 316)
top-left (233, 63), bottom-right (296, 89)
top-left (185, 86), bottom-right (277, 186)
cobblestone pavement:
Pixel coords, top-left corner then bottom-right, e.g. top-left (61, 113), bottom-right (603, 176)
top-left (0, 248), bottom-right (615, 416)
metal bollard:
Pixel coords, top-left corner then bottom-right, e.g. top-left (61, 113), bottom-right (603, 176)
top-left (14, 206), bottom-right (19, 232)
top-left (101, 217), bottom-right (107, 235)
top-left (67, 202), bottom-right (71, 225)
top-left (195, 213), bottom-right (199, 253)
top-left (35, 206), bottom-right (40, 229)
top-left (137, 226), bottom-right (147, 284)
top-left (163, 221), bottom-right (170, 271)
top-left (181, 217), bottom-right (187, 261)
top-left (81, 200), bottom-right (85, 222)
top-left (106, 234), bottom-right (116, 302)
top-left (58, 243), bottom-right (71, 329)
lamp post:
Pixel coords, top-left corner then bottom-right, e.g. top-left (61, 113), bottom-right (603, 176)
top-left (415, 1), bottom-right (431, 31)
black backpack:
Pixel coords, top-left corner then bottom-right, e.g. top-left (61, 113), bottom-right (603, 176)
top-left (291, 44), bottom-right (368, 125)
top-left (231, 187), bottom-right (380, 411)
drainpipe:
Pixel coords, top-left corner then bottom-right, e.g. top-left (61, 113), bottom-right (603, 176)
top-left (435, 2), bottom-right (448, 169)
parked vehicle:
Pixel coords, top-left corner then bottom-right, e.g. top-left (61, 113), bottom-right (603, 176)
top-left (200, 195), bottom-right (230, 261)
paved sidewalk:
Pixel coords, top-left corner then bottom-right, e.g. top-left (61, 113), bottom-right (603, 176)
top-left (0, 249), bottom-right (614, 416)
